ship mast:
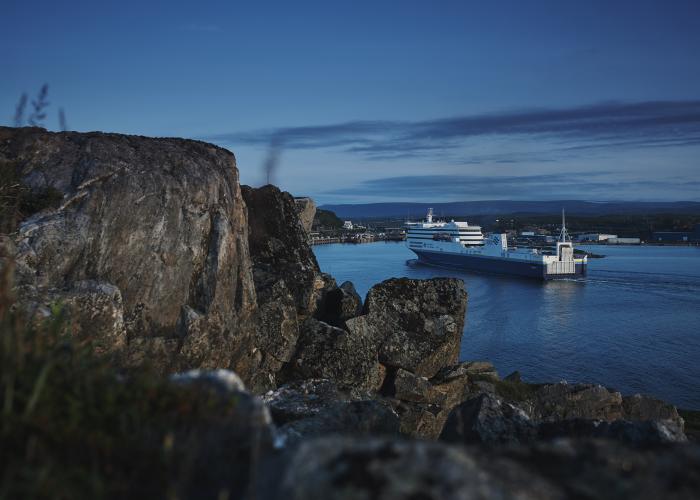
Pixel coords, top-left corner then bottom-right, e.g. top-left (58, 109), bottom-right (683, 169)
top-left (559, 208), bottom-right (570, 242)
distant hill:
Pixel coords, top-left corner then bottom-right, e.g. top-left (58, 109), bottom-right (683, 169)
top-left (319, 200), bottom-right (700, 218)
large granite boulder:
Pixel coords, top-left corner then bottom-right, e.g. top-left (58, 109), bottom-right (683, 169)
top-left (1, 127), bottom-right (259, 376)
top-left (346, 277), bottom-right (467, 378)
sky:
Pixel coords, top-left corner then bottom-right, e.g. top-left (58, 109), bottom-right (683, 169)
top-left (2, 0), bottom-right (700, 204)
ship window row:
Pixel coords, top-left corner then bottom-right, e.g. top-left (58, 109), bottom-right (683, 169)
top-left (408, 231), bottom-right (482, 235)
top-left (407, 228), bottom-right (481, 232)
top-left (407, 236), bottom-right (483, 241)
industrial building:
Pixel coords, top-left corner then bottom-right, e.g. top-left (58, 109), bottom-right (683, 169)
top-left (576, 233), bottom-right (618, 242)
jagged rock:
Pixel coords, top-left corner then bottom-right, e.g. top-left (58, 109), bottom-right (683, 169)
top-left (378, 365), bottom-right (473, 439)
top-left (271, 436), bottom-right (560, 500)
top-left (242, 184), bottom-right (321, 318)
top-left (623, 394), bottom-right (685, 428)
top-left (434, 360), bottom-right (500, 382)
top-left (346, 277), bottom-right (467, 378)
top-left (315, 280), bottom-right (363, 326)
top-left (440, 393), bottom-right (537, 445)
top-left (293, 197), bottom-right (316, 234)
top-left (442, 389), bottom-right (688, 447)
top-left (537, 418), bottom-right (687, 445)
top-left (263, 379), bottom-right (399, 447)
top-left (242, 185), bottom-right (331, 391)
top-left (1, 127), bottom-right (258, 376)
top-left (532, 383), bottom-right (624, 422)
top-left (392, 368), bottom-right (446, 403)
top-left (282, 318), bottom-right (384, 392)
top-left (388, 399), bottom-right (446, 438)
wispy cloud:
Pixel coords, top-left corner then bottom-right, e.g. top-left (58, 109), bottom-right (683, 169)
top-left (204, 100), bottom-right (700, 162)
top-left (325, 173), bottom-right (700, 201)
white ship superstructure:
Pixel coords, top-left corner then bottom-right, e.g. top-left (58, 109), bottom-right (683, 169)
top-left (405, 209), bottom-right (586, 279)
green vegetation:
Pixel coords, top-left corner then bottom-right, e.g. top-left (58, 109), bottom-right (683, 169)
top-left (488, 213), bottom-right (700, 240)
top-left (0, 159), bottom-right (63, 233)
top-left (313, 208), bottom-right (343, 229)
top-left (679, 409), bottom-right (700, 442)
top-left (0, 260), bottom-right (248, 499)
top-left (493, 379), bottom-right (538, 402)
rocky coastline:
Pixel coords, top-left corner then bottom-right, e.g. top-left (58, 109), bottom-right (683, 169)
top-left (1, 126), bottom-right (699, 499)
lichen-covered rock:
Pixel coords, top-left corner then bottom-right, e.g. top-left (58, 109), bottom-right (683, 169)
top-left (433, 360), bottom-right (500, 382)
top-left (241, 184), bottom-right (321, 318)
top-left (532, 383), bottom-right (624, 422)
top-left (347, 277), bottom-right (467, 378)
top-left (282, 318), bottom-right (385, 392)
top-left (48, 280), bottom-right (127, 357)
top-left (263, 379), bottom-right (399, 447)
top-left (622, 394), bottom-right (685, 428)
top-left (315, 280), bottom-right (363, 327)
top-left (242, 185), bottom-right (331, 391)
top-left (440, 393), bottom-right (537, 445)
top-left (1, 127), bottom-right (258, 376)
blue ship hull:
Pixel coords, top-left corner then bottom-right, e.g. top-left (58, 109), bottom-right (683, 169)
top-left (412, 250), bottom-right (586, 280)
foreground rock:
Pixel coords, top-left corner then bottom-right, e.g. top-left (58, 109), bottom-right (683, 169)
top-left (1, 127), bottom-right (259, 375)
top-left (263, 379), bottom-right (399, 446)
top-left (264, 436), bottom-right (700, 500)
top-left (271, 437), bottom-right (551, 500)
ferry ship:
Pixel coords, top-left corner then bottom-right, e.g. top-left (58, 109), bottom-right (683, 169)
top-left (405, 209), bottom-right (586, 279)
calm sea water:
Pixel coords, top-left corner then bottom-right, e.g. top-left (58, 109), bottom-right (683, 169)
top-left (313, 242), bottom-right (700, 410)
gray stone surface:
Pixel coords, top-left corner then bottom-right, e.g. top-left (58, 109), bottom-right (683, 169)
top-left (2, 127), bottom-right (259, 376)
top-left (282, 318), bottom-right (385, 392)
top-left (347, 277), bottom-right (467, 378)
top-left (440, 393), bottom-right (538, 445)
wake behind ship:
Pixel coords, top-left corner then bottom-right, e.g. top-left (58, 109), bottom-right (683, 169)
top-left (405, 209), bottom-right (586, 280)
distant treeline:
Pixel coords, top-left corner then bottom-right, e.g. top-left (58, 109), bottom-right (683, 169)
top-left (320, 200), bottom-right (700, 219)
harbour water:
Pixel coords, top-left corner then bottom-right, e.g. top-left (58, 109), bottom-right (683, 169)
top-left (314, 242), bottom-right (700, 410)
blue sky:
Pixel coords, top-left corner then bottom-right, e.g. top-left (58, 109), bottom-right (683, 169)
top-left (3, 0), bottom-right (699, 204)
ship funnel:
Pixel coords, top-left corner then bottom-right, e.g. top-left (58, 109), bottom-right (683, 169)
top-left (426, 208), bottom-right (433, 223)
